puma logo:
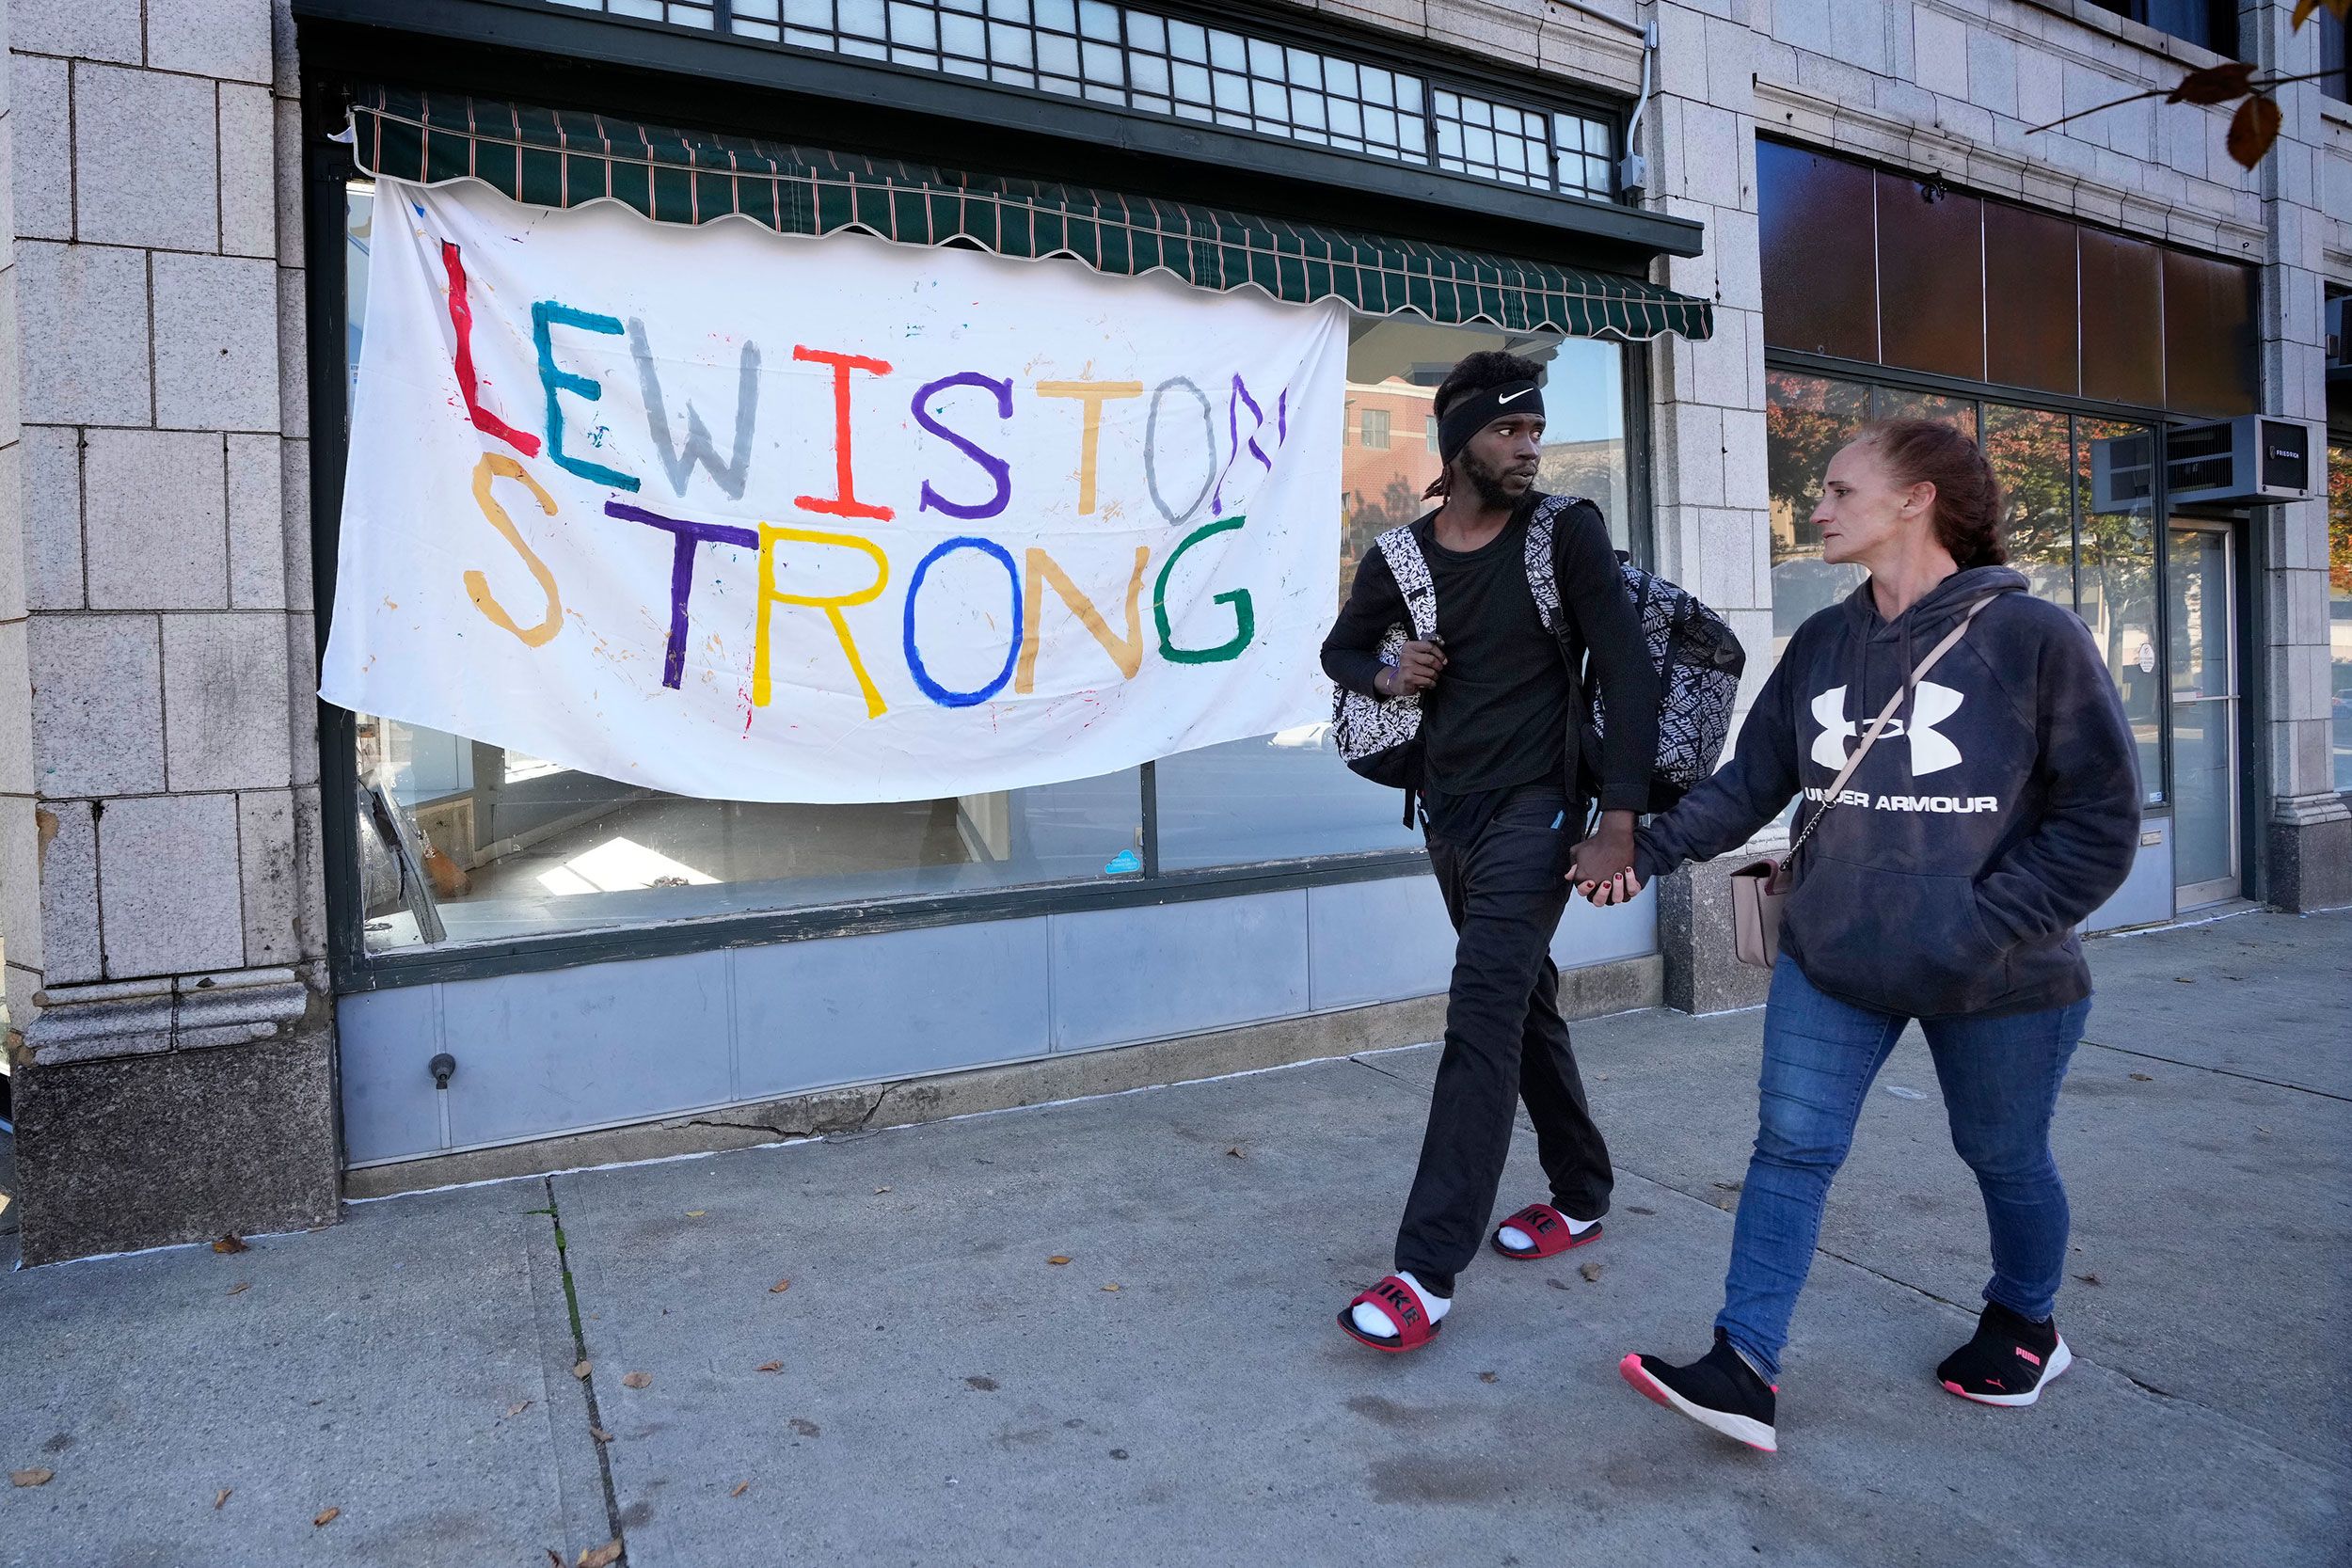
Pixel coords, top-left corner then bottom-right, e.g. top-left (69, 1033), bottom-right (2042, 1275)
top-left (1811, 682), bottom-right (1965, 776)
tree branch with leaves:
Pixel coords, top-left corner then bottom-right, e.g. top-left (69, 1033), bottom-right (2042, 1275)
top-left (2029, 0), bottom-right (2349, 169)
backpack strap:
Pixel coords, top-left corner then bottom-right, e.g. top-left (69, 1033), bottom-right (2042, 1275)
top-left (1377, 524), bottom-right (1438, 642)
top-left (1522, 493), bottom-right (1583, 635)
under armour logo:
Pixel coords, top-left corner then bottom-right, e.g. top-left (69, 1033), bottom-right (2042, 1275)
top-left (1810, 682), bottom-right (1965, 776)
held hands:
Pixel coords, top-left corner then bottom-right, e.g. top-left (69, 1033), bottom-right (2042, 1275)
top-left (1375, 640), bottom-right (1446, 698)
top-left (1569, 813), bottom-right (1644, 907)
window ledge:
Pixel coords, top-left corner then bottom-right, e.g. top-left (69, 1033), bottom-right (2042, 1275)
top-left (2005, 0), bottom-right (2233, 74)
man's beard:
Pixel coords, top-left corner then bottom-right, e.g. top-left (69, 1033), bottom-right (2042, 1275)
top-left (1457, 449), bottom-right (1526, 509)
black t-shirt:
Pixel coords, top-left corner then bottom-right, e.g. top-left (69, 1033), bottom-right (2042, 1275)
top-left (1414, 507), bottom-right (1569, 801)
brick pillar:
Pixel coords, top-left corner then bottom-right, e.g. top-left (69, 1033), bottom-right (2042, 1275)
top-left (1645, 1), bottom-right (1775, 1012)
top-left (1, 0), bottom-right (336, 1262)
top-left (2251, 0), bottom-right (2351, 911)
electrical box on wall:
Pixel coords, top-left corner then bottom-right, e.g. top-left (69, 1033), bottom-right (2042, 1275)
top-left (2090, 416), bottom-right (2323, 511)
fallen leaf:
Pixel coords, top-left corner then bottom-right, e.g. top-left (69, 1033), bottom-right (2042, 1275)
top-left (730, 1481), bottom-right (751, 1498)
top-left (548, 1552), bottom-right (564, 1568)
top-left (874, 1186), bottom-right (892, 1195)
top-left (215, 1488), bottom-right (232, 1510)
top-left (620, 1371), bottom-right (652, 1390)
top-left (2129, 1072), bottom-right (2153, 1082)
top-left (313, 1507), bottom-right (340, 1528)
top-left (589, 1427), bottom-right (613, 1444)
top-left (685, 1210), bottom-right (707, 1218)
top-left (755, 1361), bottom-right (784, 1373)
top-left (506, 1401), bottom-right (532, 1418)
top-left (1478, 1370), bottom-right (1499, 1384)
top-left (211, 1235), bottom-right (249, 1255)
top-left (579, 1541), bottom-right (624, 1568)
top-left (768, 1279), bottom-right (790, 1294)
top-left (2166, 60), bottom-right (2257, 104)
top-left (1547, 1277), bottom-right (1571, 1291)
top-left (1047, 1256), bottom-right (1072, 1266)
top-left (788, 1418), bottom-right (821, 1437)
top-left (1711, 1180), bottom-right (1742, 1193)
top-left (1627, 1206), bottom-right (1657, 1216)
top-left (1100, 1284), bottom-right (1120, 1292)
top-left (226, 1282), bottom-right (250, 1296)
top-left (573, 1360), bottom-right (591, 1380)
top-left (10, 1469), bottom-right (53, 1488)
top-left (2076, 1272), bottom-right (2104, 1286)
top-left (2175, 976), bottom-right (2196, 984)
top-left (2226, 93), bottom-right (2282, 168)
top-left (1225, 1148), bottom-right (1245, 1158)
top-left (1580, 1260), bottom-right (1605, 1283)
top-left (965, 1375), bottom-right (999, 1391)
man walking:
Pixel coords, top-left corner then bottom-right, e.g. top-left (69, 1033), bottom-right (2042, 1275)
top-left (1322, 350), bottom-right (1659, 1351)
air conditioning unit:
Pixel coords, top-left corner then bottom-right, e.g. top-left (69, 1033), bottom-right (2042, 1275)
top-left (2090, 415), bottom-right (2322, 511)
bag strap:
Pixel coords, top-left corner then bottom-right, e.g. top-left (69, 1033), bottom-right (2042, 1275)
top-left (1377, 524), bottom-right (1438, 642)
top-left (1787, 594), bottom-right (1997, 861)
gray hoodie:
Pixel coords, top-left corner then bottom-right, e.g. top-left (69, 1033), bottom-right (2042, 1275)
top-left (1635, 566), bottom-right (2141, 1019)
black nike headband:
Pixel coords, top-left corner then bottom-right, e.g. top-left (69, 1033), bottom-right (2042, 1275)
top-left (1436, 378), bottom-right (1546, 467)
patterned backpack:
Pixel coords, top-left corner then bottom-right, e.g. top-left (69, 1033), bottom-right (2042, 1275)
top-left (1331, 494), bottom-right (1744, 815)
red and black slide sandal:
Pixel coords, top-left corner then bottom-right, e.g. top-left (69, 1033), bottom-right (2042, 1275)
top-left (1490, 1202), bottom-right (1601, 1260)
top-left (1338, 1275), bottom-right (1443, 1354)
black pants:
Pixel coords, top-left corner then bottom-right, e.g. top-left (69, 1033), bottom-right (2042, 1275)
top-left (1394, 784), bottom-right (1614, 1291)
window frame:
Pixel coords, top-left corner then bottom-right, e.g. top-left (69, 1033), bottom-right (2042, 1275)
top-left (303, 83), bottom-right (1658, 995)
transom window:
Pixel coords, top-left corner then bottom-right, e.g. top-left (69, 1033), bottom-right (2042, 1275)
top-left (544, 0), bottom-right (1618, 199)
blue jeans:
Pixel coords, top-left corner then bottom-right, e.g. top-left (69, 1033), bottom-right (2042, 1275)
top-left (1717, 955), bottom-right (2090, 1380)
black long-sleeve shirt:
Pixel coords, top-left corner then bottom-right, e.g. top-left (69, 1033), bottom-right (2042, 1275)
top-left (1321, 493), bottom-right (1661, 823)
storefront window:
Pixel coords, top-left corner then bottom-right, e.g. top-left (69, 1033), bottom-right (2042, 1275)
top-left (336, 184), bottom-right (1640, 942)
top-left (1984, 403), bottom-right (2073, 612)
top-left (2076, 419), bottom-right (2165, 800)
top-left (2329, 440), bottom-right (2350, 793)
top-left (1765, 370), bottom-right (1869, 656)
top-left (1154, 319), bottom-right (1635, 870)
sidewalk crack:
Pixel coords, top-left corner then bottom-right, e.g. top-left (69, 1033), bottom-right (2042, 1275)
top-left (2077, 1038), bottom-right (2351, 1103)
top-left (535, 1177), bottom-right (631, 1566)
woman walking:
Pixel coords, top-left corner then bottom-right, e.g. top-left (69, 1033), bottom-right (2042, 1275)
top-left (1574, 420), bottom-right (2140, 1451)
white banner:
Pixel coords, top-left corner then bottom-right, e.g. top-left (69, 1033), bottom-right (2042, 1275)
top-left (322, 180), bottom-right (1346, 803)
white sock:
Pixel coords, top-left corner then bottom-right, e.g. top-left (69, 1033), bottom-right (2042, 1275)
top-left (1499, 1212), bottom-right (1598, 1253)
top-left (1350, 1272), bottom-right (1452, 1339)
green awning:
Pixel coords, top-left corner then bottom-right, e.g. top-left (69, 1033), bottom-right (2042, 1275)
top-left (347, 87), bottom-right (1712, 343)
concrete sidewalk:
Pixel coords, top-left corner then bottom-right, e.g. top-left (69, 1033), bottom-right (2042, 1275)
top-left (2, 909), bottom-right (2345, 1566)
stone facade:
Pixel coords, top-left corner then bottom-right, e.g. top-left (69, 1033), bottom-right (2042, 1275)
top-left (0, 0), bottom-right (2341, 1258)
top-left (0, 0), bottom-right (334, 1262)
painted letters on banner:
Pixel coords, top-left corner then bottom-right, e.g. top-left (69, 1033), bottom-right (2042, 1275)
top-left (321, 179), bottom-right (1347, 803)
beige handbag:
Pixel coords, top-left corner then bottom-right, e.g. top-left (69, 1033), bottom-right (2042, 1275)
top-left (1729, 598), bottom-right (1994, 969)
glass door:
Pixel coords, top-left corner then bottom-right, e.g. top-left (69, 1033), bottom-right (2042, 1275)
top-left (2168, 522), bottom-right (2240, 908)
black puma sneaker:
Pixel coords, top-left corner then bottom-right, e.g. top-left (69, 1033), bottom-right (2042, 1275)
top-left (1938, 1301), bottom-right (2073, 1407)
top-left (1620, 1330), bottom-right (1778, 1452)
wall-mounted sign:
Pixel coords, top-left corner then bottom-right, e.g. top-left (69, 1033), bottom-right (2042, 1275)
top-left (322, 180), bottom-right (1345, 802)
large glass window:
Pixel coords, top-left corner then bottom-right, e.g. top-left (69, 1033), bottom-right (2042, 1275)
top-left (336, 183), bottom-right (1640, 948)
top-left (542, 0), bottom-right (1618, 201)
top-left (2076, 420), bottom-right (2164, 800)
top-left (2330, 439), bottom-right (2350, 793)
top-left (1154, 320), bottom-right (1636, 870)
top-left (1764, 371), bottom-right (2163, 800)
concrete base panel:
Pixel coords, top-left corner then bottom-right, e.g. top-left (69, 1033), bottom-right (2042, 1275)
top-left (346, 954), bottom-right (1665, 1199)
top-left (10, 1026), bottom-right (339, 1265)
top-left (1657, 853), bottom-right (1774, 1015)
top-left (2267, 813), bottom-right (2352, 912)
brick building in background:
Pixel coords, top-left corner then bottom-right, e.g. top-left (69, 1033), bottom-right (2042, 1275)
top-left (0, 0), bottom-right (2344, 1262)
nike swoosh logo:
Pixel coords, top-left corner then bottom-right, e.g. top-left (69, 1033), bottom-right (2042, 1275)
top-left (1498, 388), bottom-right (1536, 404)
